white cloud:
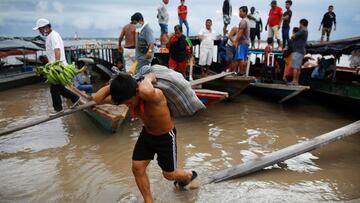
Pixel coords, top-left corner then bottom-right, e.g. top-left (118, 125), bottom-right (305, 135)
top-left (52, 1), bottom-right (64, 13)
top-left (36, 1), bottom-right (48, 11)
top-left (73, 16), bottom-right (92, 30)
top-left (355, 15), bottom-right (360, 22)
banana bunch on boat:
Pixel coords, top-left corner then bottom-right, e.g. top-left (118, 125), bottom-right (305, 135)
top-left (36, 61), bottom-right (87, 85)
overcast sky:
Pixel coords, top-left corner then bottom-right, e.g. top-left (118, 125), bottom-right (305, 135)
top-left (0, 0), bottom-right (359, 41)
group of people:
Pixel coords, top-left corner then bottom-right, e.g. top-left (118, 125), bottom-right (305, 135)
top-left (117, 0), bottom-right (192, 77)
top-left (32, 1), bottom-right (339, 202)
top-left (220, 0), bottom-right (336, 85)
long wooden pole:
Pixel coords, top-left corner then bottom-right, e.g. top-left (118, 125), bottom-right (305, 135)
top-left (203, 120), bottom-right (360, 185)
top-left (0, 73), bottom-right (232, 136)
top-left (0, 101), bottom-right (96, 136)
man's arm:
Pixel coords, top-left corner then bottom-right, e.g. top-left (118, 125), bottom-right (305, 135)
top-left (333, 13), bottom-right (336, 31)
top-left (228, 27), bottom-right (237, 44)
top-left (283, 13), bottom-right (289, 21)
top-left (145, 28), bottom-right (155, 59)
top-left (319, 15), bottom-right (325, 30)
top-left (248, 14), bottom-right (256, 21)
top-left (54, 48), bottom-right (61, 61)
top-left (259, 18), bottom-right (263, 32)
top-left (265, 18), bottom-right (269, 31)
top-left (92, 85), bottom-right (113, 104)
top-left (234, 27), bottom-right (244, 47)
top-left (118, 28), bottom-right (125, 53)
top-left (138, 73), bottom-right (163, 103)
top-left (291, 29), bottom-right (303, 40)
top-left (279, 10), bottom-right (283, 28)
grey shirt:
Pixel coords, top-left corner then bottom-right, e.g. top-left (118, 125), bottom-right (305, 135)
top-left (293, 27), bottom-right (308, 54)
top-left (282, 9), bottom-right (292, 28)
top-left (135, 24), bottom-right (155, 62)
top-left (238, 18), bottom-right (250, 45)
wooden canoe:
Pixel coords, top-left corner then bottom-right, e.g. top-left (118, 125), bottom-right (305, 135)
top-left (248, 82), bottom-right (310, 103)
top-left (201, 75), bottom-right (254, 99)
top-left (68, 86), bottom-right (129, 133)
top-left (194, 89), bottom-right (229, 107)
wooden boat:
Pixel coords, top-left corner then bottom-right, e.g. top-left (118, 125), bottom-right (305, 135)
top-left (68, 86), bottom-right (129, 133)
top-left (194, 89), bottom-right (229, 106)
top-left (0, 38), bottom-right (44, 91)
top-left (302, 36), bottom-right (360, 106)
top-left (246, 50), bottom-right (310, 103)
top-left (201, 75), bottom-right (254, 100)
top-left (248, 82), bottom-right (310, 103)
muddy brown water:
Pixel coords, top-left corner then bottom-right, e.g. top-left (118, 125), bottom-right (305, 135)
top-left (0, 83), bottom-right (359, 203)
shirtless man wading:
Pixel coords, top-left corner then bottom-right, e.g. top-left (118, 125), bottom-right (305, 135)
top-left (93, 73), bottom-right (199, 203)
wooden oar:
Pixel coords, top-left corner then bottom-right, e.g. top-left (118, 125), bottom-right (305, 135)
top-left (202, 120), bottom-right (360, 185)
top-left (0, 101), bottom-right (96, 136)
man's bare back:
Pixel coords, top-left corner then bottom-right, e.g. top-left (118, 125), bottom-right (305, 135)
top-left (121, 23), bottom-right (136, 48)
top-left (136, 80), bottom-right (174, 135)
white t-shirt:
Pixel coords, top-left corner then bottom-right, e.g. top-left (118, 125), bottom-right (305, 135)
top-left (248, 11), bottom-right (260, 29)
top-left (198, 28), bottom-right (216, 48)
top-left (45, 30), bottom-right (67, 65)
top-left (157, 1), bottom-right (169, 24)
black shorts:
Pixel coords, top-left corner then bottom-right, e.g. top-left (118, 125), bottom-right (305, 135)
top-left (132, 127), bottom-right (177, 172)
top-left (250, 28), bottom-right (261, 41)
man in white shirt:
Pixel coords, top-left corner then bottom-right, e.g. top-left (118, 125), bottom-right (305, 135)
top-left (33, 18), bottom-right (80, 116)
top-left (198, 19), bottom-right (216, 75)
top-left (157, 0), bottom-right (169, 47)
top-left (248, 7), bottom-right (261, 49)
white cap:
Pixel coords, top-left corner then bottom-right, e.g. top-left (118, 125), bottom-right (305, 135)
top-left (33, 18), bottom-right (50, 30)
top-left (304, 53), bottom-right (312, 58)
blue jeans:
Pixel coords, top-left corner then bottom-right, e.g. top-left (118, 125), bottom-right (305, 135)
top-left (282, 27), bottom-right (290, 48)
top-left (159, 23), bottom-right (168, 34)
top-left (50, 84), bottom-right (79, 111)
top-left (179, 18), bottom-right (189, 36)
top-left (77, 84), bottom-right (93, 94)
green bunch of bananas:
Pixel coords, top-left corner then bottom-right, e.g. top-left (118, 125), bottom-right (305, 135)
top-left (37, 61), bottom-right (87, 86)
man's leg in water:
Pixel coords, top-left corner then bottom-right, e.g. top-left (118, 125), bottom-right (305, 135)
top-left (132, 160), bottom-right (153, 203)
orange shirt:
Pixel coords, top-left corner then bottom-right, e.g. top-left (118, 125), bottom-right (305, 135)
top-left (178, 5), bottom-right (187, 19)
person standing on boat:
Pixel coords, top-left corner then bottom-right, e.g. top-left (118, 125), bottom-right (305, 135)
top-left (319, 5), bottom-right (336, 43)
top-left (265, 0), bottom-right (283, 50)
top-left (132, 13), bottom-right (155, 77)
top-left (157, 0), bottom-right (169, 47)
top-left (93, 72), bottom-right (200, 203)
top-left (118, 17), bottom-right (136, 72)
top-left (178, 0), bottom-right (190, 37)
top-left (33, 18), bottom-right (80, 116)
top-left (248, 7), bottom-right (261, 49)
top-left (222, 0), bottom-right (232, 36)
top-left (226, 26), bottom-right (238, 72)
top-left (234, 6), bottom-right (250, 76)
top-left (282, 0), bottom-right (292, 49)
top-left (198, 19), bottom-right (216, 76)
top-left (167, 25), bottom-right (189, 77)
top-left (290, 19), bottom-right (308, 85)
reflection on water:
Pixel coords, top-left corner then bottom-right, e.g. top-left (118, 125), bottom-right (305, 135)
top-left (0, 83), bottom-right (359, 202)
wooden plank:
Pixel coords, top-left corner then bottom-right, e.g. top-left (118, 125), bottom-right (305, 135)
top-left (0, 101), bottom-right (97, 136)
top-left (250, 82), bottom-right (310, 91)
top-left (279, 87), bottom-right (310, 103)
top-left (203, 120), bottom-right (360, 185)
top-left (190, 72), bottom-right (234, 87)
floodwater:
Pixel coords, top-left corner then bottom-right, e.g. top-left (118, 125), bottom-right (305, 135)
top-left (0, 83), bottom-right (359, 203)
